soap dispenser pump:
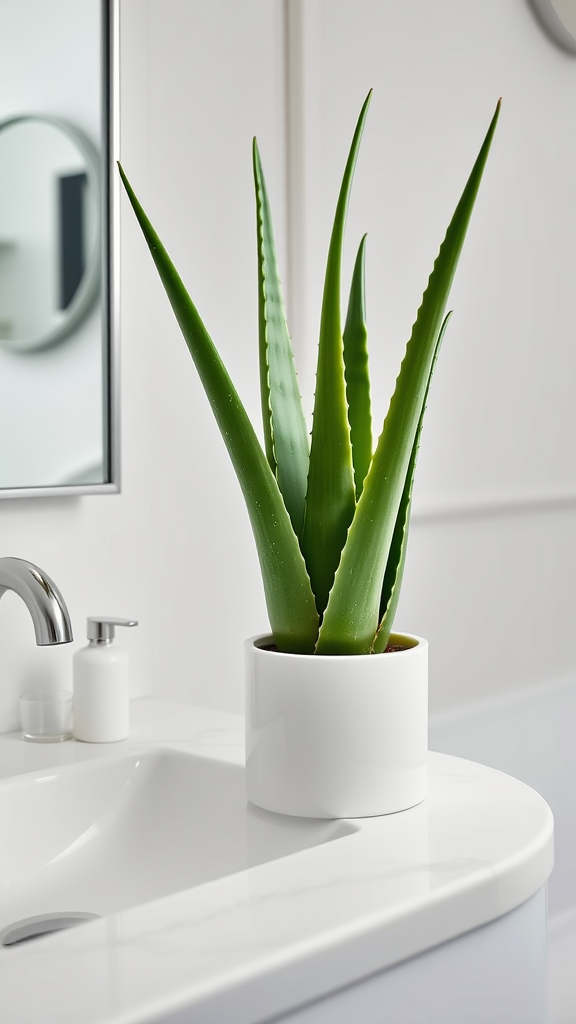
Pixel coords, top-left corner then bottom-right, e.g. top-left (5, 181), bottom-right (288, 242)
top-left (73, 617), bottom-right (138, 742)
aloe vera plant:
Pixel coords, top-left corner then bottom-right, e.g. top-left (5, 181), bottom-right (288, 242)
top-left (119, 93), bottom-right (500, 656)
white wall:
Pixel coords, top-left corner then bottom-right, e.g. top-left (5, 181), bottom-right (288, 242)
top-left (0, 0), bottom-right (573, 732)
top-left (290, 0), bottom-right (576, 711)
top-left (0, 0), bottom-right (285, 730)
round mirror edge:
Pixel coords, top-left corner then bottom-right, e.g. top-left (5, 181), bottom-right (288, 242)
top-left (0, 114), bottom-right (102, 354)
top-left (529, 0), bottom-right (576, 54)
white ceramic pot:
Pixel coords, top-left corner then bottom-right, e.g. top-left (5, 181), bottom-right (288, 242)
top-left (245, 632), bottom-right (428, 818)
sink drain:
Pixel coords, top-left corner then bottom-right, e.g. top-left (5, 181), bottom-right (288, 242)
top-left (0, 912), bottom-right (100, 947)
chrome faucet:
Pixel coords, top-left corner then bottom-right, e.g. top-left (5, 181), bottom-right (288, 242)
top-left (0, 557), bottom-right (73, 645)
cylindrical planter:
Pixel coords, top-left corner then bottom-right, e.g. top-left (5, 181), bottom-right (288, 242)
top-left (245, 632), bottom-right (428, 818)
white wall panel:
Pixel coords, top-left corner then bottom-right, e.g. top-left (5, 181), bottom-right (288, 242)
top-left (396, 502), bottom-right (575, 714)
top-left (290, 0), bottom-right (576, 507)
top-left (287, 0), bottom-right (575, 709)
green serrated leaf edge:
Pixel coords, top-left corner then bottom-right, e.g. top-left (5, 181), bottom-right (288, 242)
top-left (343, 234), bottom-right (372, 499)
top-left (316, 100), bottom-right (501, 655)
top-left (372, 311), bottom-right (452, 653)
top-left (118, 163), bottom-right (319, 653)
top-left (253, 139), bottom-right (310, 541)
top-left (301, 90), bottom-right (373, 616)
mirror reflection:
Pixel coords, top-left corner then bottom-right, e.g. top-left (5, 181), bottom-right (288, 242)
top-left (0, 116), bottom-right (100, 352)
top-left (0, 0), bottom-right (117, 495)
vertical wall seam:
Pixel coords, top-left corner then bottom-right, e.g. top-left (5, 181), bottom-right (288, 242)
top-left (283, 0), bottom-right (306, 364)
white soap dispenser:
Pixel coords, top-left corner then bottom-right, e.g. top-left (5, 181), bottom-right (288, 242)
top-left (73, 617), bottom-right (138, 742)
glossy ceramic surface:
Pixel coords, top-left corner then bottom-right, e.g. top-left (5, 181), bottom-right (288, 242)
top-left (0, 747), bottom-right (355, 930)
top-left (0, 701), bottom-right (554, 1024)
top-left (245, 633), bottom-right (428, 817)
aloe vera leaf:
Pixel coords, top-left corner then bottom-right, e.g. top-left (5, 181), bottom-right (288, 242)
top-left (301, 90), bottom-right (372, 616)
top-left (343, 234), bottom-right (372, 499)
top-left (253, 139), bottom-right (309, 541)
top-left (372, 312), bottom-right (451, 653)
top-left (316, 100), bottom-right (501, 655)
top-left (118, 164), bottom-right (319, 653)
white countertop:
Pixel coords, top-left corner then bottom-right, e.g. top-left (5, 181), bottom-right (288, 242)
top-left (0, 698), bottom-right (554, 1024)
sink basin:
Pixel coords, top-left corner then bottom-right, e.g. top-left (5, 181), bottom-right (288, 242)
top-left (0, 702), bottom-right (555, 1024)
top-left (0, 749), bottom-right (356, 937)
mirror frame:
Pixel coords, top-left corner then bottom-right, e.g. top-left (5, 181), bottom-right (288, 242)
top-left (0, 0), bottom-right (120, 499)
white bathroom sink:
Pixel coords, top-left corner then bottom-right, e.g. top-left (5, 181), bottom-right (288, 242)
top-left (0, 748), bottom-right (355, 939)
top-left (0, 702), bottom-right (554, 1024)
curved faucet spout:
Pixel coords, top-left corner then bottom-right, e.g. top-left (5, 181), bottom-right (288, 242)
top-left (0, 557), bottom-right (73, 645)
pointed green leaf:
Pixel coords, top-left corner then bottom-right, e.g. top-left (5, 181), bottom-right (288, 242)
top-left (253, 139), bottom-right (309, 541)
top-left (316, 100), bottom-right (501, 654)
top-left (118, 164), bottom-right (319, 653)
top-left (302, 90), bottom-right (372, 616)
top-left (343, 234), bottom-right (372, 499)
top-left (372, 312), bottom-right (451, 653)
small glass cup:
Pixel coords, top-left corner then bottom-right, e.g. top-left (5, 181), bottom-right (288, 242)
top-left (20, 691), bottom-right (73, 743)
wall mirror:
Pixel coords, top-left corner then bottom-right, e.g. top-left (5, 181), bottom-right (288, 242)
top-left (531, 0), bottom-right (576, 51)
top-left (0, 0), bottom-right (118, 495)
